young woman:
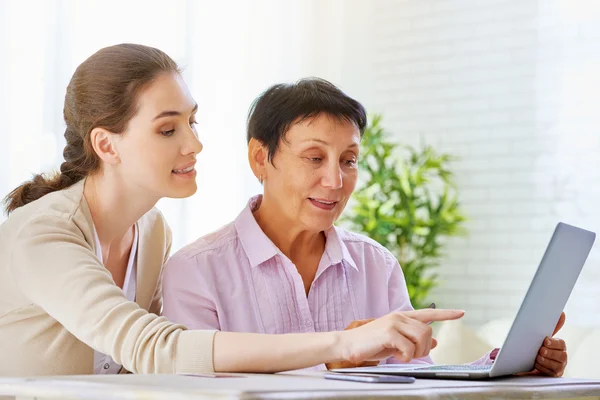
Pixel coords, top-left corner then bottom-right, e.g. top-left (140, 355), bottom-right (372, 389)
top-left (0, 44), bottom-right (463, 377)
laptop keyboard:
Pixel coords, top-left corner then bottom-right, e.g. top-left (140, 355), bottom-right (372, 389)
top-left (412, 365), bottom-right (492, 371)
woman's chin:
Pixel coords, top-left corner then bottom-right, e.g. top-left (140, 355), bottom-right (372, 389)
top-left (167, 182), bottom-right (198, 199)
top-left (303, 217), bottom-right (336, 233)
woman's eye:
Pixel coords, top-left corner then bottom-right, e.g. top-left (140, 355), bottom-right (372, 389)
top-left (344, 159), bottom-right (357, 167)
top-left (308, 157), bottom-right (322, 163)
top-left (190, 120), bottom-right (198, 127)
top-left (160, 129), bottom-right (175, 137)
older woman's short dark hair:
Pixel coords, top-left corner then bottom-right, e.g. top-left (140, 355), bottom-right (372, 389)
top-left (246, 77), bottom-right (367, 162)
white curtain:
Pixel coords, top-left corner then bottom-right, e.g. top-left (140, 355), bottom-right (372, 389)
top-left (0, 0), bottom-right (352, 250)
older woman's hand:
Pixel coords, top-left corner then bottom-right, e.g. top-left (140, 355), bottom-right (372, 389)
top-left (513, 312), bottom-right (568, 377)
top-left (534, 312), bottom-right (567, 377)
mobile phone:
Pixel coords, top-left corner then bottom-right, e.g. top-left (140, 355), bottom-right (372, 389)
top-left (324, 372), bottom-right (415, 384)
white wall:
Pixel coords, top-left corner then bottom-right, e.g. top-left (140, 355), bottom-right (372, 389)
top-left (337, 0), bottom-right (600, 327)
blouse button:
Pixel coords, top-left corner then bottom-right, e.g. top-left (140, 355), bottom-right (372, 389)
top-left (103, 363), bottom-right (110, 370)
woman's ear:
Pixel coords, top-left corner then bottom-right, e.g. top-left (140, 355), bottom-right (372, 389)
top-left (248, 138), bottom-right (268, 183)
top-left (90, 127), bottom-right (121, 165)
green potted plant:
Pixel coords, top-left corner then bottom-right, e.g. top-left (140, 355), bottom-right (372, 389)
top-left (342, 114), bottom-right (467, 309)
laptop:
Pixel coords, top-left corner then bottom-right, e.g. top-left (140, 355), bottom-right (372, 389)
top-left (332, 222), bottom-right (595, 379)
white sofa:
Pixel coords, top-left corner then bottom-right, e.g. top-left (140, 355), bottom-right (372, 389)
top-left (430, 319), bottom-right (600, 378)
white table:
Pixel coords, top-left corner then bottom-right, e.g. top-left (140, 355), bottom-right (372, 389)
top-left (1, 372), bottom-right (600, 400)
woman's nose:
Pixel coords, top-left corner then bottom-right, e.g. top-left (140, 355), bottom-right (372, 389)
top-left (322, 163), bottom-right (343, 189)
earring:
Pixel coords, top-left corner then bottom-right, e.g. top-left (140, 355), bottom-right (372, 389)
top-left (259, 174), bottom-right (263, 184)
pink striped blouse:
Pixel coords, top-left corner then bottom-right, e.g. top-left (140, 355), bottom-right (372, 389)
top-left (162, 195), bottom-right (491, 369)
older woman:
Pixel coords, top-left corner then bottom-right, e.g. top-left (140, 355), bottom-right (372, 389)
top-left (162, 78), bottom-right (567, 376)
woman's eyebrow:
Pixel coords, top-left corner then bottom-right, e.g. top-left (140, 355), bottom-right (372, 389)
top-left (153, 103), bottom-right (198, 121)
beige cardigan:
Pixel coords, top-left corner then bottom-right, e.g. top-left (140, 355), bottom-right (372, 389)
top-left (0, 180), bottom-right (215, 376)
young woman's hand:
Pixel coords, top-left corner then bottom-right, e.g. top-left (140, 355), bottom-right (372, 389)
top-left (335, 309), bottom-right (464, 366)
top-left (326, 319), bottom-right (379, 370)
top-left (213, 309), bottom-right (462, 373)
